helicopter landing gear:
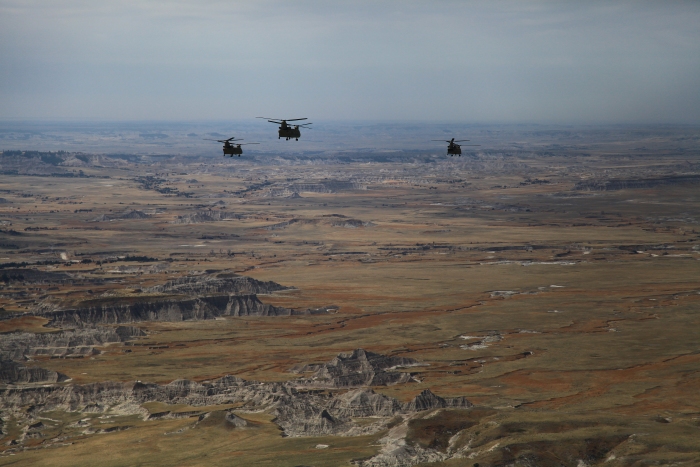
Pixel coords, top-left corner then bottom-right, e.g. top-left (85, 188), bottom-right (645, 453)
top-left (296, 138), bottom-right (298, 141)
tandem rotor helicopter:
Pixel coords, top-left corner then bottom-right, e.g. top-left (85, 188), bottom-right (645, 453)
top-left (257, 117), bottom-right (312, 140)
top-left (204, 122), bottom-right (482, 159)
top-left (433, 138), bottom-right (480, 156)
top-left (204, 137), bottom-right (259, 157)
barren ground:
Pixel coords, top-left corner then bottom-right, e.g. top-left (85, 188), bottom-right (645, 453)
top-left (1, 127), bottom-right (699, 466)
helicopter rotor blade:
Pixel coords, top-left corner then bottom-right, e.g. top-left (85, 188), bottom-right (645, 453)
top-left (257, 117), bottom-right (308, 123)
top-left (238, 143), bottom-right (260, 145)
top-left (431, 139), bottom-right (472, 142)
top-left (257, 117), bottom-right (282, 124)
top-left (205, 137), bottom-right (241, 143)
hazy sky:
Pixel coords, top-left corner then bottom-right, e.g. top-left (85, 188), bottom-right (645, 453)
top-left (1, 1), bottom-right (699, 123)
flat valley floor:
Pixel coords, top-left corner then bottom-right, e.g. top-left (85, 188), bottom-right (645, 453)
top-left (1, 128), bottom-right (699, 466)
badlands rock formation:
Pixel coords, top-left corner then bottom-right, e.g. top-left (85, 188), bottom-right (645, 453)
top-left (143, 274), bottom-right (289, 296)
top-left (0, 272), bottom-right (472, 465)
top-left (0, 360), bottom-right (68, 385)
top-left (41, 294), bottom-right (298, 327)
top-left (172, 210), bottom-right (243, 224)
top-left (293, 348), bottom-right (422, 388)
top-left (0, 350), bottom-right (471, 439)
top-left (0, 326), bottom-right (144, 360)
top-left (28, 274), bottom-right (323, 327)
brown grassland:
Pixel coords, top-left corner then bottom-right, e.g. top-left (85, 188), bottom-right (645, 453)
top-left (1, 134), bottom-right (699, 466)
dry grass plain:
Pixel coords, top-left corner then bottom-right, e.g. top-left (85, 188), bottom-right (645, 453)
top-left (1, 138), bottom-right (700, 466)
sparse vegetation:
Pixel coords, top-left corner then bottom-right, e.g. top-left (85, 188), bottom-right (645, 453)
top-left (1, 126), bottom-right (700, 465)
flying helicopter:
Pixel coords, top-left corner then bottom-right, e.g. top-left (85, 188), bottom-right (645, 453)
top-left (204, 137), bottom-right (259, 157)
top-left (432, 138), bottom-right (480, 156)
top-left (256, 117), bottom-right (312, 140)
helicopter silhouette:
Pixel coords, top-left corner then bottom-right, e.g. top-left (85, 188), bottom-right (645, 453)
top-left (204, 137), bottom-right (259, 157)
top-left (257, 117), bottom-right (312, 140)
top-left (432, 138), bottom-right (480, 156)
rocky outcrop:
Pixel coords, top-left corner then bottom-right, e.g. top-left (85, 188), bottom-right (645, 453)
top-left (0, 376), bottom-right (276, 416)
top-left (1, 274), bottom-right (310, 328)
top-left (41, 294), bottom-right (305, 327)
top-left (0, 326), bottom-right (145, 360)
top-left (0, 360), bottom-right (68, 385)
top-left (295, 349), bottom-right (422, 388)
top-left (144, 274), bottom-right (289, 296)
top-left (330, 218), bottom-right (375, 228)
top-left (147, 410), bottom-right (204, 421)
top-left (0, 350), bottom-right (472, 440)
top-left (264, 219), bottom-right (315, 230)
top-left (172, 211), bottom-right (243, 224)
top-left (91, 210), bottom-right (150, 222)
top-left (191, 409), bottom-right (252, 430)
top-left (357, 440), bottom-right (448, 467)
top-left (224, 411), bottom-right (249, 428)
top-left (328, 388), bottom-right (403, 418)
top-left (404, 389), bottom-right (472, 412)
top-left (274, 399), bottom-right (351, 436)
top-left (356, 421), bottom-right (451, 467)
top-left (263, 217), bottom-right (374, 230)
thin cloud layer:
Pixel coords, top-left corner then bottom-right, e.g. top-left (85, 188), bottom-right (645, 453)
top-left (1, 0), bottom-right (699, 123)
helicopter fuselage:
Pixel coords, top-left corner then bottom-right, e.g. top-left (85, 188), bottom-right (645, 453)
top-left (447, 144), bottom-right (462, 156)
top-left (223, 144), bottom-right (243, 156)
top-left (278, 126), bottom-right (302, 140)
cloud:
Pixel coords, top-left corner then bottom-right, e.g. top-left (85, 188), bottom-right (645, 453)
top-left (1, 0), bottom-right (699, 123)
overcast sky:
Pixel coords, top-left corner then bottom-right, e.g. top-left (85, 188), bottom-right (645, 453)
top-left (1, 0), bottom-right (699, 123)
